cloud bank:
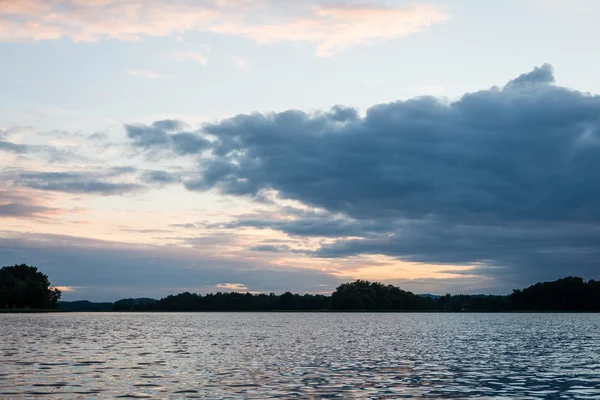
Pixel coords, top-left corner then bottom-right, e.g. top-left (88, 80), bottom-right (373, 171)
top-left (134, 64), bottom-right (600, 286)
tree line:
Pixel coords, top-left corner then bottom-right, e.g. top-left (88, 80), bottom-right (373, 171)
top-left (3, 264), bottom-right (600, 311)
top-left (109, 277), bottom-right (600, 312)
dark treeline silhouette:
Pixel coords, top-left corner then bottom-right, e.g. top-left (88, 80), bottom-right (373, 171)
top-left (510, 276), bottom-right (600, 311)
top-left (112, 298), bottom-right (157, 311)
top-left (4, 264), bottom-right (599, 312)
top-left (0, 264), bottom-right (61, 309)
top-left (109, 277), bottom-right (600, 312)
top-left (140, 292), bottom-right (332, 311)
top-left (58, 300), bottom-right (113, 312)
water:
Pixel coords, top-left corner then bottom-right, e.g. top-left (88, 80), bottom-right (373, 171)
top-left (1, 313), bottom-right (599, 399)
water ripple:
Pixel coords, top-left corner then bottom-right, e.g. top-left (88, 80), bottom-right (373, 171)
top-left (1, 313), bottom-right (599, 398)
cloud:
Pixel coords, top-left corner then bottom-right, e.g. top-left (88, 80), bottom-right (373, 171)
top-left (174, 49), bottom-right (210, 65)
top-left (140, 170), bottom-right (180, 184)
top-left (172, 132), bottom-right (211, 154)
top-left (125, 121), bottom-right (210, 155)
top-left (52, 285), bottom-right (78, 293)
top-left (505, 63), bottom-right (555, 88)
top-left (0, 1), bottom-right (449, 56)
top-left (0, 137), bottom-right (86, 165)
top-left (169, 223), bottom-right (197, 229)
top-left (193, 65), bottom-right (600, 223)
top-left (315, 221), bottom-right (600, 283)
top-left (126, 124), bottom-right (170, 147)
top-left (215, 208), bottom-right (389, 238)
top-left (88, 132), bottom-right (109, 141)
top-left (0, 140), bottom-right (32, 153)
top-left (0, 188), bottom-right (57, 219)
top-left (152, 119), bottom-right (186, 131)
top-left (10, 170), bottom-right (145, 195)
top-left (250, 244), bottom-right (291, 253)
top-left (230, 56), bottom-right (248, 69)
top-left (215, 283), bottom-right (248, 291)
top-left (157, 64), bottom-right (600, 286)
top-left (127, 69), bottom-right (164, 79)
top-left (212, 4), bottom-right (450, 56)
top-left (0, 202), bottom-right (49, 218)
top-left (0, 132), bottom-right (61, 155)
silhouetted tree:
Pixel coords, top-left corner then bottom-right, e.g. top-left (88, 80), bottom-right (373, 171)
top-left (59, 300), bottom-right (113, 312)
top-left (331, 280), bottom-right (426, 310)
top-left (112, 298), bottom-right (156, 311)
top-left (0, 264), bottom-right (61, 309)
top-left (509, 276), bottom-right (600, 311)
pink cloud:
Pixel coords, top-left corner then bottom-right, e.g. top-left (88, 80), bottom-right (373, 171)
top-left (0, 0), bottom-right (449, 55)
top-left (213, 4), bottom-right (450, 56)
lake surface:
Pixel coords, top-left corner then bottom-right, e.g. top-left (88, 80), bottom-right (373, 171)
top-left (1, 313), bottom-right (599, 399)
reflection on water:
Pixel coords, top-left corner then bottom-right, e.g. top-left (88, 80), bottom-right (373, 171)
top-left (1, 313), bottom-right (599, 398)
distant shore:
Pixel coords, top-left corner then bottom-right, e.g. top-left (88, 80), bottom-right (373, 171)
top-left (0, 308), bottom-right (63, 313)
top-left (2, 309), bottom-right (599, 314)
top-left (3, 274), bottom-right (600, 313)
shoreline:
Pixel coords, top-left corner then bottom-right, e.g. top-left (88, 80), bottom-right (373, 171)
top-left (2, 309), bottom-right (599, 314)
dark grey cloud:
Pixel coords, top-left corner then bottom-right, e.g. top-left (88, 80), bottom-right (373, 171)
top-left (125, 121), bottom-right (209, 155)
top-left (140, 170), bottom-right (180, 184)
top-left (0, 132), bottom-right (88, 163)
top-left (107, 166), bottom-right (137, 175)
top-left (0, 140), bottom-right (32, 153)
top-left (315, 220), bottom-right (600, 283)
top-left (250, 244), bottom-right (292, 252)
top-left (125, 124), bottom-right (170, 148)
top-left (505, 63), bottom-right (555, 87)
top-left (328, 105), bottom-right (359, 122)
top-left (0, 202), bottom-right (49, 217)
top-left (215, 209), bottom-right (390, 237)
top-left (13, 171), bottom-right (144, 195)
top-left (194, 73), bottom-right (600, 225)
top-left (171, 132), bottom-right (210, 154)
top-left (159, 64), bottom-right (600, 286)
top-left (152, 119), bottom-right (186, 131)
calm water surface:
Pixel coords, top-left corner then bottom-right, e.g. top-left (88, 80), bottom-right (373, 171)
top-left (1, 313), bottom-right (599, 399)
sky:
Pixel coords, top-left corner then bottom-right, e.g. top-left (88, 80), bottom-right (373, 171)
top-left (1, 0), bottom-right (600, 301)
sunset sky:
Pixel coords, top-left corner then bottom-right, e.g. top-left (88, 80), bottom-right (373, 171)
top-left (1, 0), bottom-right (599, 301)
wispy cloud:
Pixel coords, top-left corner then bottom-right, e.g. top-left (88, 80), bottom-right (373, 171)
top-left (230, 56), bottom-right (248, 69)
top-left (214, 4), bottom-right (450, 56)
top-left (0, 1), bottom-right (449, 56)
top-left (216, 283), bottom-right (248, 291)
top-left (127, 69), bottom-right (164, 79)
top-left (0, 187), bottom-right (59, 219)
top-left (10, 170), bottom-right (145, 196)
top-left (174, 48), bottom-right (210, 65)
top-left (52, 285), bottom-right (81, 293)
